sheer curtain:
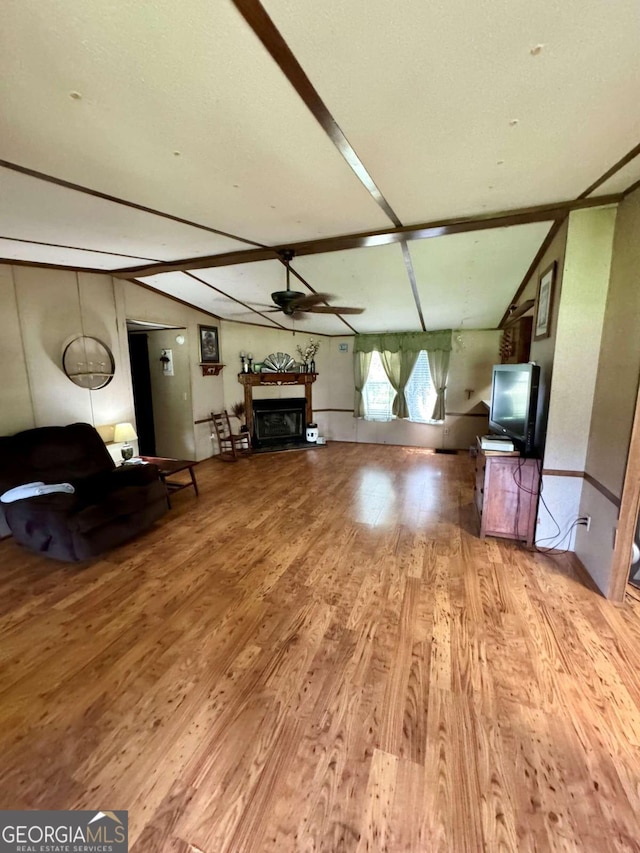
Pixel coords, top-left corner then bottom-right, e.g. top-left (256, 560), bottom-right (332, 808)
top-left (353, 351), bottom-right (373, 417)
top-left (379, 350), bottom-right (419, 418)
top-left (427, 348), bottom-right (451, 421)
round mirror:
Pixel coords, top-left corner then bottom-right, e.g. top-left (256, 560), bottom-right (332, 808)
top-left (62, 335), bottom-right (115, 390)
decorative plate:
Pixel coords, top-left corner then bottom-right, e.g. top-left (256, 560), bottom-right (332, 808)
top-left (262, 352), bottom-right (295, 372)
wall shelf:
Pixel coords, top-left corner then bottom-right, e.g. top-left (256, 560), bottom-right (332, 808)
top-left (199, 363), bottom-right (224, 376)
top-left (238, 371), bottom-right (316, 386)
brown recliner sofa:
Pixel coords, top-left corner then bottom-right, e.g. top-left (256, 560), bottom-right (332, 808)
top-left (0, 423), bottom-right (168, 561)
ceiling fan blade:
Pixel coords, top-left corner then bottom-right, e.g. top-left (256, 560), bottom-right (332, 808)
top-left (305, 305), bottom-right (364, 314)
top-left (289, 292), bottom-right (333, 309)
top-left (230, 308), bottom-right (285, 319)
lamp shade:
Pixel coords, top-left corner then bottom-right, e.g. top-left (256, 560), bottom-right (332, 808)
top-left (113, 422), bottom-right (137, 443)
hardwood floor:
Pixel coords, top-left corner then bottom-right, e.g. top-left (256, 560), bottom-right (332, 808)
top-left (1, 442), bottom-right (640, 852)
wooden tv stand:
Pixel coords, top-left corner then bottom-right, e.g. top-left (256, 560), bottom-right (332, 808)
top-left (474, 437), bottom-right (541, 546)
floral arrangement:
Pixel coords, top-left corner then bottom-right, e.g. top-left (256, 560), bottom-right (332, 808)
top-left (296, 338), bottom-right (320, 364)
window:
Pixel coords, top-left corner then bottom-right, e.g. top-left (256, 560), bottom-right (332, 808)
top-left (405, 350), bottom-right (438, 423)
top-left (362, 350), bottom-right (439, 423)
top-left (362, 351), bottom-right (396, 421)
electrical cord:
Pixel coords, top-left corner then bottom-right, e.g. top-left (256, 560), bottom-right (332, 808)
top-left (509, 455), bottom-right (587, 554)
top-left (488, 448), bottom-right (585, 555)
top-left (510, 454), bottom-right (542, 541)
top-left (531, 470), bottom-right (588, 554)
top-left (534, 518), bottom-right (584, 555)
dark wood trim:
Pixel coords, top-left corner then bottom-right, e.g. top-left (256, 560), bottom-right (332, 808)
top-left (579, 141), bottom-right (640, 199)
top-left (231, 0), bottom-right (402, 228)
top-left (446, 412), bottom-right (489, 418)
top-left (401, 241), bottom-right (426, 332)
top-left (0, 158), bottom-right (265, 249)
top-left (316, 409), bottom-right (487, 417)
top-left (185, 272), bottom-right (288, 330)
top-left (128, 278), bottom-right (222, 322)
top-left (218, 315), bottom-right (297, 332)
top-left (498, 220), bottom-right (564, 328)
top-left (538, 468), bottom-right (621, 510)
top-left (498, 144), bottom-right (640, 326)
top-left (608, 374), bottom-right (640, 602)
top-left (583, 472), bottom-right (621, 510)
top-left (0, 256), bottom-right (106, 275)
top-left (116, 195), bottom-right (621, 280)
top-left (502, 299), bottom-right (535, 327)
top-left (623, 176), bottom-right (640, 198)
top-left (0, 234), bottom-right (163, 263)
top-left (115, 246), bottom-right (276, 278)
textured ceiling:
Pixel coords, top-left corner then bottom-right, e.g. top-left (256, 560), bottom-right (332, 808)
top-left (0, 0), bottom-right (389, 245)
top-left (262, 0), bottom-right (640, 223)
top-left (0, 0), bottom-right (638, 334)
top-left (589, 158), bottom-right (640, 198)
top-left (408, 223), bottom-right (554, 330)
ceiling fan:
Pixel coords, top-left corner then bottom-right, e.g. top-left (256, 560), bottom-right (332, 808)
top-left (263, 250), bottom-right (364, 318)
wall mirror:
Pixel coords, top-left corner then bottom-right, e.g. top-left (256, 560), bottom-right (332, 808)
top-left (62, 335), bottom-right (115, 390)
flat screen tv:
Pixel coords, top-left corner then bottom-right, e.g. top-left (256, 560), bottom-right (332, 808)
top-left (489, 362), bottom-right (540, 455)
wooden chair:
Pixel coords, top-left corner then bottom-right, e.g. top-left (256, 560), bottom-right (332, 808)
top-left (211, 411), bottom-right (251, 461)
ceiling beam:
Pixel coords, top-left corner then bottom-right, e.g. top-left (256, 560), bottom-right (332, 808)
top-left (286, 263), bottom-right (359, 334)
top-left (502, 298), bottom-right (535, 327)
top-left (497, 141), bottom-right (640, 326)
top-left (115, 193), bottom-right (621, 279)
top-left (185, 271), bottom-right (288, 330)
top-left (0, 256), bottom-right (107, 275)
top-left (400, 242), bottom-right (426, 332)
top-left (231, 0), bottom-right (402, 228)
top-left (128, 278), bottom-right (223, 322)
top-left (623, 176), bottom-right (640, 199)
top-left (579, 140), bottom-right (640, 199)
top-left (0, 235), bottom-right (162, 263)
top-left (0, 158), bottom-right (266, 249)
top-left (497, 219), bottom-right (564, 328)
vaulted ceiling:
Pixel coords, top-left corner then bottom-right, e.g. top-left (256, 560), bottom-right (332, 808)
top-left (1, 0), bottom-right (639, 334)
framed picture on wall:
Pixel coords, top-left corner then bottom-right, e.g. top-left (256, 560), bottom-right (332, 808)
top-left (198, 325), bottom-right (219, 363)
top-left (534, 261), bottom-right (557, 341)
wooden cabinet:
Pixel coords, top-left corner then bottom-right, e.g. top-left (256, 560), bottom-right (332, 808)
top-left (474, 439), bottom-right (540, 545)
top-left (500, 315), bottom-right (532, 364)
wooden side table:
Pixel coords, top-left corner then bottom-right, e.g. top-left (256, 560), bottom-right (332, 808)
top-left (139, 456), bottom-right (199, 508)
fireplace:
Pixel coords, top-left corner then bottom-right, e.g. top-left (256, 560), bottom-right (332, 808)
top-left (252, 398), bottom-right (307, 449)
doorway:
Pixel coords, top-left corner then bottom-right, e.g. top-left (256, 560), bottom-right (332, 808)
top-left (126, 320), bottom-right (190, 459)
top-left (128, 333), bottom-right (156, 456)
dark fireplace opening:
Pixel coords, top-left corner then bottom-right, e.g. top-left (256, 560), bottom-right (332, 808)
top-left (252, 398), bottom-right (306, 449)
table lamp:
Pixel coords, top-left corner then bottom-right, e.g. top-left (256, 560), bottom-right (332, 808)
top-left (113, 422), bottom-right (137, 461)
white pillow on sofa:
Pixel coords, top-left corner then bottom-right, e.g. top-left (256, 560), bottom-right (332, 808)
top-left (0, 482), bottom-right (75, 503)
